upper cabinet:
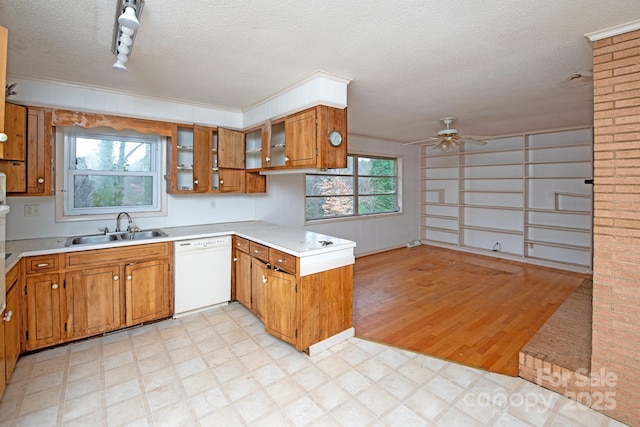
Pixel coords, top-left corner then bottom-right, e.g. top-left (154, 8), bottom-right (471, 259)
top-left (246, 105), bottom-right (347, 171)
top-left (0, 104), bottom-right (53, 195)
top-left (170, 124), bottom-right (263, 194)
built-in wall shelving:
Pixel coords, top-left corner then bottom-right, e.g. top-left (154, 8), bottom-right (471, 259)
top-left (420, 128), bottom-right (593, 271)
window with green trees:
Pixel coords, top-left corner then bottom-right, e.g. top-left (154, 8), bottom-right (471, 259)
top-left (306, 154), bottom-right (399, 221)
top-left (64, 127), bottom-right (162, 216)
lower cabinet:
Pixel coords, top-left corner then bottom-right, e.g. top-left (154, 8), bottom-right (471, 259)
top-left (25, 273), bottom-right (63, 350)
top-left (23, 243), bottom-right (173, 352)
top-left (125, 259), bottom-right (172, 325)
top-left (232, 236), bottom-right (353, 351)
top-left (65, 266), bottom-right (121, 340)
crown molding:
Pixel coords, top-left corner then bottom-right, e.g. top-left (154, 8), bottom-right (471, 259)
top-left (585, 19), bottom-right (640, 43)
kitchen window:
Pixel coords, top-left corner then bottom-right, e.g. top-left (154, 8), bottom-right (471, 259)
top-left (61, 127), bottom-right (164, 217)
top-left (305, 154), bottom-right (400, 221)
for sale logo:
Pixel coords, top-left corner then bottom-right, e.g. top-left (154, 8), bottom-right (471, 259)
top-left (537, 367), bottom-right (617, 411)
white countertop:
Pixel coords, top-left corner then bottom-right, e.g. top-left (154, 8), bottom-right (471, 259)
top-left (5, 221), bottom-right (356, 272)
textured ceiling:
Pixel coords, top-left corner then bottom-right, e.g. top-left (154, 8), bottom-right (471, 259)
top-left (1, 1), bottom-right (639, 143)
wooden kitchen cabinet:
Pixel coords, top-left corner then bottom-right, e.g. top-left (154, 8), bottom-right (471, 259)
top-left (231, 234), bottom-right (353, 352)
top-left (234, 248), bottom-right (252, 309)
top-left (0, 103), bottom-right (26, 161)
top-left (4, 263), bottom-right (21, 383)
top-left (264, 268), bottom-right (297, 345)
top-left (250, 257), bottom-right (267, 322)
top-left (65, 265), bottom-right (121, 339)
top-left (22, 242), bottom-right (173, 352)
top-left (25, 273), bottom-right (63, 350)
top-left (0, 305), bottom-right (4, 398)
top-left (0, 105), bottom-right (53, 195)
top-left (171, 124), bottom-right (250, 194)
top-left (125, 258), bottom-right (172, 325)
top-left (258, 105), bottom-right (347, 171)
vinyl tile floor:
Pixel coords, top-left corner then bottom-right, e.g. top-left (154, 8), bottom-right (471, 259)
top-left (0, 303), bottom-right (627, 426)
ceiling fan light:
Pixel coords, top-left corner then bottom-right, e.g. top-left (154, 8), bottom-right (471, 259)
top-left (118, 6), bottom-right (140, 30)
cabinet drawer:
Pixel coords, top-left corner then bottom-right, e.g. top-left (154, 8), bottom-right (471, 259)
top-left (234, 236), bottom-right (250, 253)
top-left (250, 242), bottom-right (269, 262)
top-left (270, 249), bottom-right (297, 275)
top-left (25, 254), bottom-right (59, 274)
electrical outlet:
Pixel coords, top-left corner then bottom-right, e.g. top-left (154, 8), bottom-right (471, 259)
top-left (25, 204), bottom-right (40, 217)
top-left (210, 199), bottom-right (216, 208)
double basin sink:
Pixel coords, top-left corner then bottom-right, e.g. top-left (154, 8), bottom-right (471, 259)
top-left (65, 229), bottom-right (168, 247)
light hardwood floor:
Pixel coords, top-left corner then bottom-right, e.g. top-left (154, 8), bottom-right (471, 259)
top-left (352, 244), bottom-right (591, 376)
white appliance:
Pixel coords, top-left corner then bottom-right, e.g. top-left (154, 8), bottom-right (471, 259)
top-left (0, 204), bottom-right (10, 315)
top-left (174, 235), bottom-right (232, 318)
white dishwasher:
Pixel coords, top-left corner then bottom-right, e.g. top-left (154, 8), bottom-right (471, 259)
top-left (174, 235), bottom-right (232, 318)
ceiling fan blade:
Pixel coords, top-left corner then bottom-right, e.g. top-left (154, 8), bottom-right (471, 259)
top-left (403, 136), bottom-right (439, 145)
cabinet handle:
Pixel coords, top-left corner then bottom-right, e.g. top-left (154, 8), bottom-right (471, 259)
top-left (52, 284), bottom-right (59, 289)
top-left (233, 257), bottom-right (237, 262)
top-left (254, 250), bottom-right (259, 253)
top-left (220, 180), bottom-right (224, 185)
top-left (278, 259), bottom-right (285, 263)
top-left (37, 263), bottom-right (49, 267)
top-left (0, 133), bottom-right (7, 142)
top-left (285, 157), bottom-right (289, 162)
top-left (193, 179), bottom-right (199, 185)
top-left (265, 156), bottom-right (270, 162)
top-left (37, 178), bottom-right (45, 184)
top-left (3, 310), bottom-right (12, 322)
top-left (127, 275), bottom-right (132, 280)
top-left (262, 275), bottom-right (267, 284)
top-left (113, 275), bottom-right (119, 281)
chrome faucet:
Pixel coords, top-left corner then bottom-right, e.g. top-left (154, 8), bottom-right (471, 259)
top-left (116, 212), bottom-right (132, 232)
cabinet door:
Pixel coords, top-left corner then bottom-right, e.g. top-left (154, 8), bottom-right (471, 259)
top-left (65, 266), bottom-right (122, 339)
top-left (192, 125), bottom-right (213, 192)
top-left (125, 259), bottom-right (171, 326)
top-left (25, 273), bottom-right (63, 350)
top-left (4, 273), bottom-right (21, 381)
top-left (0, 160), bottom-right (26, 192)
top-left (234, 249), bottom-right (252, 309)
top-left (251, 257), bottom-right (267, 322)
top-left (219, 168), bottom-right (244, 193)
top-left (264, 269), bottom-right (297, 346)
top-left (218, 128), bottom-right (245, 169)
top-left (26, 107), bottom-right (52, 195)
top-left (285, 109), bottom-right (317, 168)
top-left (0, 103), bottom-right (26, 161)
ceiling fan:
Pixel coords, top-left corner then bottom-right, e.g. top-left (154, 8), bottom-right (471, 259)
top-left (405, 117), bottom-right (488, 152)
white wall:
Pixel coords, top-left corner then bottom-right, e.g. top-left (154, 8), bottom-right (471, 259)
top-left (256, 135), bottom-right (421, 256)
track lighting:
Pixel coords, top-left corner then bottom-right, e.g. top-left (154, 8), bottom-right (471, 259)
top-left (111, 0), bottom-right (144, 72)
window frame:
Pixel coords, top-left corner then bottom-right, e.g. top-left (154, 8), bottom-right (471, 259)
top-left (56, 126), bottom-right (168, 222)
top-left (305, 153), bottom-right (402, 223)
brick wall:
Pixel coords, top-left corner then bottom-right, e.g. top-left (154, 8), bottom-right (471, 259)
top-left (592, 28), bottom-right (640, 426)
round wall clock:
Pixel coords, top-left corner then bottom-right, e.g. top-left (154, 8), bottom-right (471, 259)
top-left (328, 130), bottom-right (343, 147)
